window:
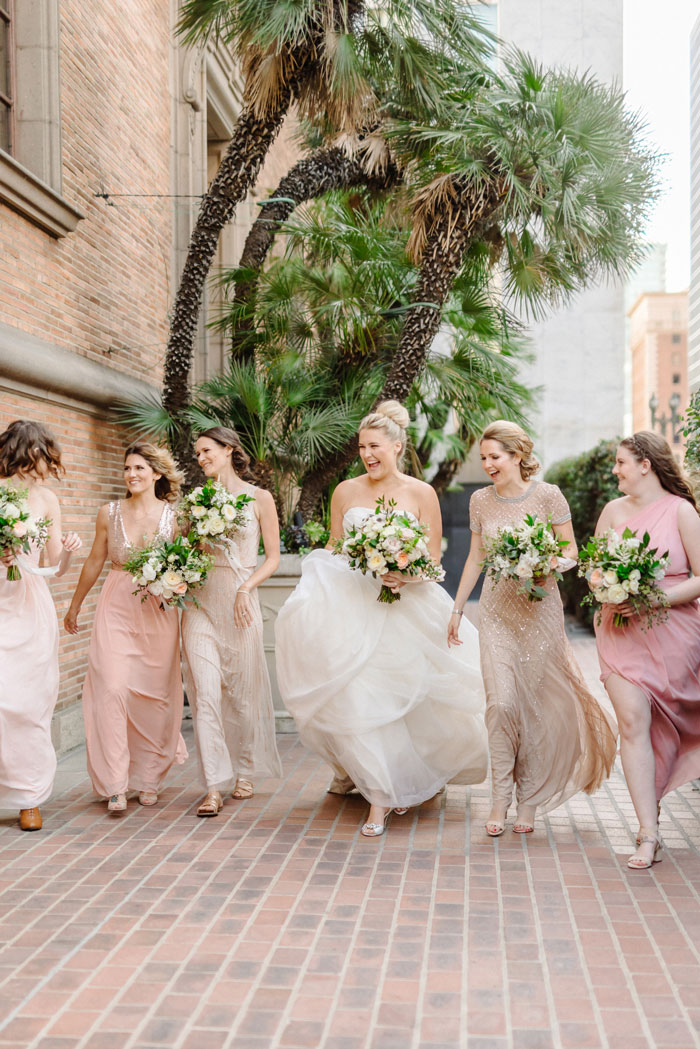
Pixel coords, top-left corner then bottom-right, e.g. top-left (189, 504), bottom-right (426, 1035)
top-left (672, 373), bottom-right (682, 385)
top-left (0, 2), bottom-right (13, 153)
top-left (672, 333), bottom-right (682, 344)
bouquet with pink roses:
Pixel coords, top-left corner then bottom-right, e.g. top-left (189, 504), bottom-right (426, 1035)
top-left (0, 484), bottom-right (51, 581)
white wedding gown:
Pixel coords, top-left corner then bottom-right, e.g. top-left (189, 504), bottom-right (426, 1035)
top-left (275, 507), bottom-right (488, 808)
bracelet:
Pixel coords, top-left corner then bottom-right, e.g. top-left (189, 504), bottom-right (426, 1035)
top-left (451, 609), bottom-right (463, 616)
top-left (238, 588), bottom-right (251, 596)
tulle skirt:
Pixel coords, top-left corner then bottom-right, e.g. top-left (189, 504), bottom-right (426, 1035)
top-left (275, 551), bottom-right (489, 808)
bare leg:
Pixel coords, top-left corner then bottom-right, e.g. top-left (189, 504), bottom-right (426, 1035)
top-left (605, 673), bottom-right (658, 866)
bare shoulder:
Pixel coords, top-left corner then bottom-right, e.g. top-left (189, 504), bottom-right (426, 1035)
top-left (405, 475), bottom-right (439, 507)
top-left (676, 497), bottom-right (700, 527)
top-left (39, 485), bottom-right (61, 515)
top-left (598, 496), bottom-right (628, 528)
top-left (332, 477), bottom-right (365, 510)
top-left (249, 485), bottom-right (274, 507)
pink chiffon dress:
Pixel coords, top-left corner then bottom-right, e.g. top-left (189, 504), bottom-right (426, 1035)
top-left (595, 492), bottom-right (700, 799)
top-left (81, 501), bottom-right (187, 798)
top-left (0, 546), bottom-right (59, 809)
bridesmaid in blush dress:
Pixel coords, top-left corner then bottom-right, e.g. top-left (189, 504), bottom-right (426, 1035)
top-left (449, 421), bottom-right (617, 838)
top-left (594, 432), bottom-right (700, 869)
top-left (65, 443), bottom-right (187, 814)
top-left (0, 420), bottom-right (81, 831)
top-left (181, 426), bottom-right (282, 817)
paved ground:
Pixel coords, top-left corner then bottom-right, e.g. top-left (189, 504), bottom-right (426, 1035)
top-left (1, 631), bottom-right (699, 1049)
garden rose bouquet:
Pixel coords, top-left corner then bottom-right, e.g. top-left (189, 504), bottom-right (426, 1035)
top-left (0, 484), bottom-right (51, 581)
top-left (179, 479), bottom-right (254, 544)
top-left (335, 496), bottom-right (445, 604)
top-left (480, 513), bottom-right (571, 602)
top-left (578, 527), bottom-right (669, 628)
top-left (124, 535), bottom-right (213, 610)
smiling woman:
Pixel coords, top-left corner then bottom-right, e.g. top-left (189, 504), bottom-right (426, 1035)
top-left (64, 443), bottom-right (187, 815)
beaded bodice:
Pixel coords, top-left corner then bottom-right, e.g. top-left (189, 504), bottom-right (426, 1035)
top-left (107, 501), bottom-right (175, 569)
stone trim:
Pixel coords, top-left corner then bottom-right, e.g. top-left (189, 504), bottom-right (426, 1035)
top-left (0, 321), bottom-right (158, 409)
top-left (0, 150), bottom-right (83, 237)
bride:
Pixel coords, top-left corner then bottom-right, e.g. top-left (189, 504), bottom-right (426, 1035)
top-left (275, 401), bottom-right (488, 837)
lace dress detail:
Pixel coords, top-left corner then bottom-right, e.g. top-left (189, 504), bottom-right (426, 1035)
top-left (182, 496), bottom-right (282, 790)
top-left (81, 500), bottom-right (187, 798)
top-left (275, 506), bottom-right (488, 808)
top-left (470, 482), bottom-right (617, 812)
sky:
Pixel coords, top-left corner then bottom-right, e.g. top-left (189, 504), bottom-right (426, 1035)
top-left (623, 0), bottom-right (699, 292)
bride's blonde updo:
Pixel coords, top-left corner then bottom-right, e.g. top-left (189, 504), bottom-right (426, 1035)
top-left (359, 400), bottom-right (410, 466)
top-left (481, 420), bottom-right (541, 481)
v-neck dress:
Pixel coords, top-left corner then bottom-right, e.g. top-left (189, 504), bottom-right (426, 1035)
top-left (81, 500), bottom-right (187, 798)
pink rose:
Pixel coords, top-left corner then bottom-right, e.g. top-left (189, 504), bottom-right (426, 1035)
top-left (396, 551), bottom-right (410, 569)
top-left (173, 582), bottom-right (188, 595)
top-left (589, 567), bottom-right (604, 588)
top-left (12, 520), bottom-right (28, 538)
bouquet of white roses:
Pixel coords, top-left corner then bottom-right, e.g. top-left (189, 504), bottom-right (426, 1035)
top-left (0, 484), bottom-right (51, 581)
top-left (179, 479), bottom-right (254, 544)
top-left (480, 513), bottom-right (571, 602)
top-left (578, 527), bottom-right (669, 628)
top-left (124, 535), bottom-right (213, 610)
top-left (334, 496), bottom-right (445, 604)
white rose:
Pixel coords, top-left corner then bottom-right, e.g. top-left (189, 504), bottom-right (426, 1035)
top-left (629, 569), bottom-right (641, 581)
top-left (141, 562), bottom-right (157, 582)
top-left (653, 566), bottom-right (666, 580)
top-left (625, 537), bottom-right (641, 549)
top-left (221, 503), bottom-right (237, 523)
top-left (197, 521), bottom-right (209, 536)
top-left (400, 528), bottom-right (414, 540)
top-left (628, 578), bottom-right (640, 594)
top-left (162, 569), bottom-right (183, 589)
top-left (183, 570), bottom-right (202, 583)
top-left (207, 516), bottom-right (225, 536)
top-left (382, 536), bottom-right (402, 554)
top-left (191, 504), bottom-right (206, 518)
top-left (592, 588), bottom-right (608, 603)
top-left (367, 552), bottom-right (387, 573)
top-left (148, 580), bottom-right (164, 596)
top-left (515, 561), bottom-right (533, 580)
top-left (3, 503), bottom-right (19, 520)
top-left (603, 569), bottom-right (618, 585)
top-left (621, 579), bottom-right (631, 593)
top-left (606, 583), bottom-right (627, 604)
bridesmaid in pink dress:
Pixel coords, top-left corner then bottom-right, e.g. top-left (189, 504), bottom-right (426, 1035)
top-left (65, 443), bottom-right (187, 814)
top-left (0, 420), bottom-right (81, 831)
top-left (594, 431), bottom-right (700, 869)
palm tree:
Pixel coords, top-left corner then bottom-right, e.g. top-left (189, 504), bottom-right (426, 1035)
top-left (164, 0), bottom-right (493, 426)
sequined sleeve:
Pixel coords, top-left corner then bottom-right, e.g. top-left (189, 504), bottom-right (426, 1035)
top-left (469, 490), bottom-right (482, 534)
top-left (547, 484), bottom-right (572, 526)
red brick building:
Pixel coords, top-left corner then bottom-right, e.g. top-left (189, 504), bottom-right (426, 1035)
top-left (629, 291), bottom-right (689, 454)
top-left (0, 0), bottom-right (296, 753)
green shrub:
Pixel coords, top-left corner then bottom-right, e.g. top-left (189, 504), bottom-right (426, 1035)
top-left (545, 439), bottom-right (619, 628)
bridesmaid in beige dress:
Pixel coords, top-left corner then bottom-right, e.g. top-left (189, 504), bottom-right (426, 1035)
top-left (65, 443), bottom-right (187, 814)
top-left (448, 421), bottom-right (617, 836)
top-left (181, 426), bottom-right (282, 817)
top-left (0, 420), bottom-right (81, 832)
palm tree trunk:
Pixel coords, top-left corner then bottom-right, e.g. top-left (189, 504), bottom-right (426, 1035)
top-left (163, 94), bottom-right (294, 425)
top-left (232, 146), bottom-right (399, 357)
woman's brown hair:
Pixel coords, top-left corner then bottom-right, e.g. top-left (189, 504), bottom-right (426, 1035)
top-left (0, 419), bottom-right (64, 480)
top-left (480, 420), bottom-right (541, 481)
top-left (197, 426), bottom-right (251, 477)
top-left (620, 431), bottom-right (698, 511)
top-left (124, 442), bottom-right (184, 503)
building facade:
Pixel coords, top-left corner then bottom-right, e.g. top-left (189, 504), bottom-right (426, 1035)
top-left (629, 291), bottom-right (688, 451)
top-left (690, 14), bottom-right (700, 391)
top-left (0, 0), bottom-right (296, 755)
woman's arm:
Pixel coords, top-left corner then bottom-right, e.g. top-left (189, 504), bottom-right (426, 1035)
top-left (383, 484), bottom-right (442, 592)
top-left (40, 488), bottom-right (82, 576)
top-left (447, 531), bottom-right (485, 647)
top-left (64, 506), bottom-right (109, 633)
top-left (663, 500), bottom-right (700, 607)
top-left (327, 482), bottom-right (349, 546)
top-left (553, 519), bottom-right (577, 561)
top-left (233, 490), bottom-right (280, 628)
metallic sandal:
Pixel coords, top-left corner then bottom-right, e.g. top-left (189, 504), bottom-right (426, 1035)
top-left (197, 791), bottom-right (223, 817)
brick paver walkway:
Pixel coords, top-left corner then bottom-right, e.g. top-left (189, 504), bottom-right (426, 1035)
top-left (1, 633), bottom-right (699, 1049)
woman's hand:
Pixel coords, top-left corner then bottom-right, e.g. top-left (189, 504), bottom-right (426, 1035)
top-left (64, 607), bottom-right (80, 634)
top-left (62, 532), bottom-right (82, 554)
top-left (382, 571), bottom-right (423, 593)
top-left (0, 547), bottom-right (14, 568)
top-left (233, 589), bottom-right (253, 628)
top-left (447, 612), bottom-right (463, 648)
top-left (605, 600), bottom-right (635, 618)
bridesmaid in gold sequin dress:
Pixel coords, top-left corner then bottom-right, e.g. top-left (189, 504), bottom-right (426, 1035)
top-left (181, 427), bottom-right (282, 818)
top-left (65, 444), bottom-right (187, 815)
top-left (448, 421), bottom-right (617, 836)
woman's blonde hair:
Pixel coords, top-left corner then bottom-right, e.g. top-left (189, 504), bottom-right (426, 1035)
top-left (480, 420), bottom-right (541, 481)
top-left (620, 431), bottom-right (698, 511)
top-left (124, 443), bottom-right (184, 503)
top-left (359, 400), bottom-right (410, 467)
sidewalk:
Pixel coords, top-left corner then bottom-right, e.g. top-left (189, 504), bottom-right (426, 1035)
top-left (1, 634), bottom-right (699, 1049)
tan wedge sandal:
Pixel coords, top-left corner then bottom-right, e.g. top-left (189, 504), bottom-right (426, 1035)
top-left (197, 790), bottom-right (223, 817)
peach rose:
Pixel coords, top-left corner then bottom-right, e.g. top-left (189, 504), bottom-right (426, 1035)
top-left (173, 582), bottom-right (188, 595)
top-left (396, 551), bottom-right (410, 569)
top-left (589, 567), bottom-right (604, 588)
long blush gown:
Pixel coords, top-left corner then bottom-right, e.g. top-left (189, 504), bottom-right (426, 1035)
top-left (471, 481), bottom-right (617, 813)
top-left (181, 499), bottom-right (282, 791)
top-left (274, 506), bottom-right (489, 809)
top-left (595, 492), bottom-right (700, 798)
top-left (0, 546), bottom-right (59, 809)
top-left (82, 501), bottom-right (187, 798)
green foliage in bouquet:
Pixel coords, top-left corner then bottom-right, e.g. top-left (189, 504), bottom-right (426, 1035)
top-left (545, 439), bottom-right (620, 628)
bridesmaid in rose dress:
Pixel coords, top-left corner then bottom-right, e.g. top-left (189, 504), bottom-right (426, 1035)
top-left (0, 420), bottom-right (81, 831)
top-left (594, 432), bottom-right (700, 869)
top-left (65, 443), bottom-right (187, 814)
